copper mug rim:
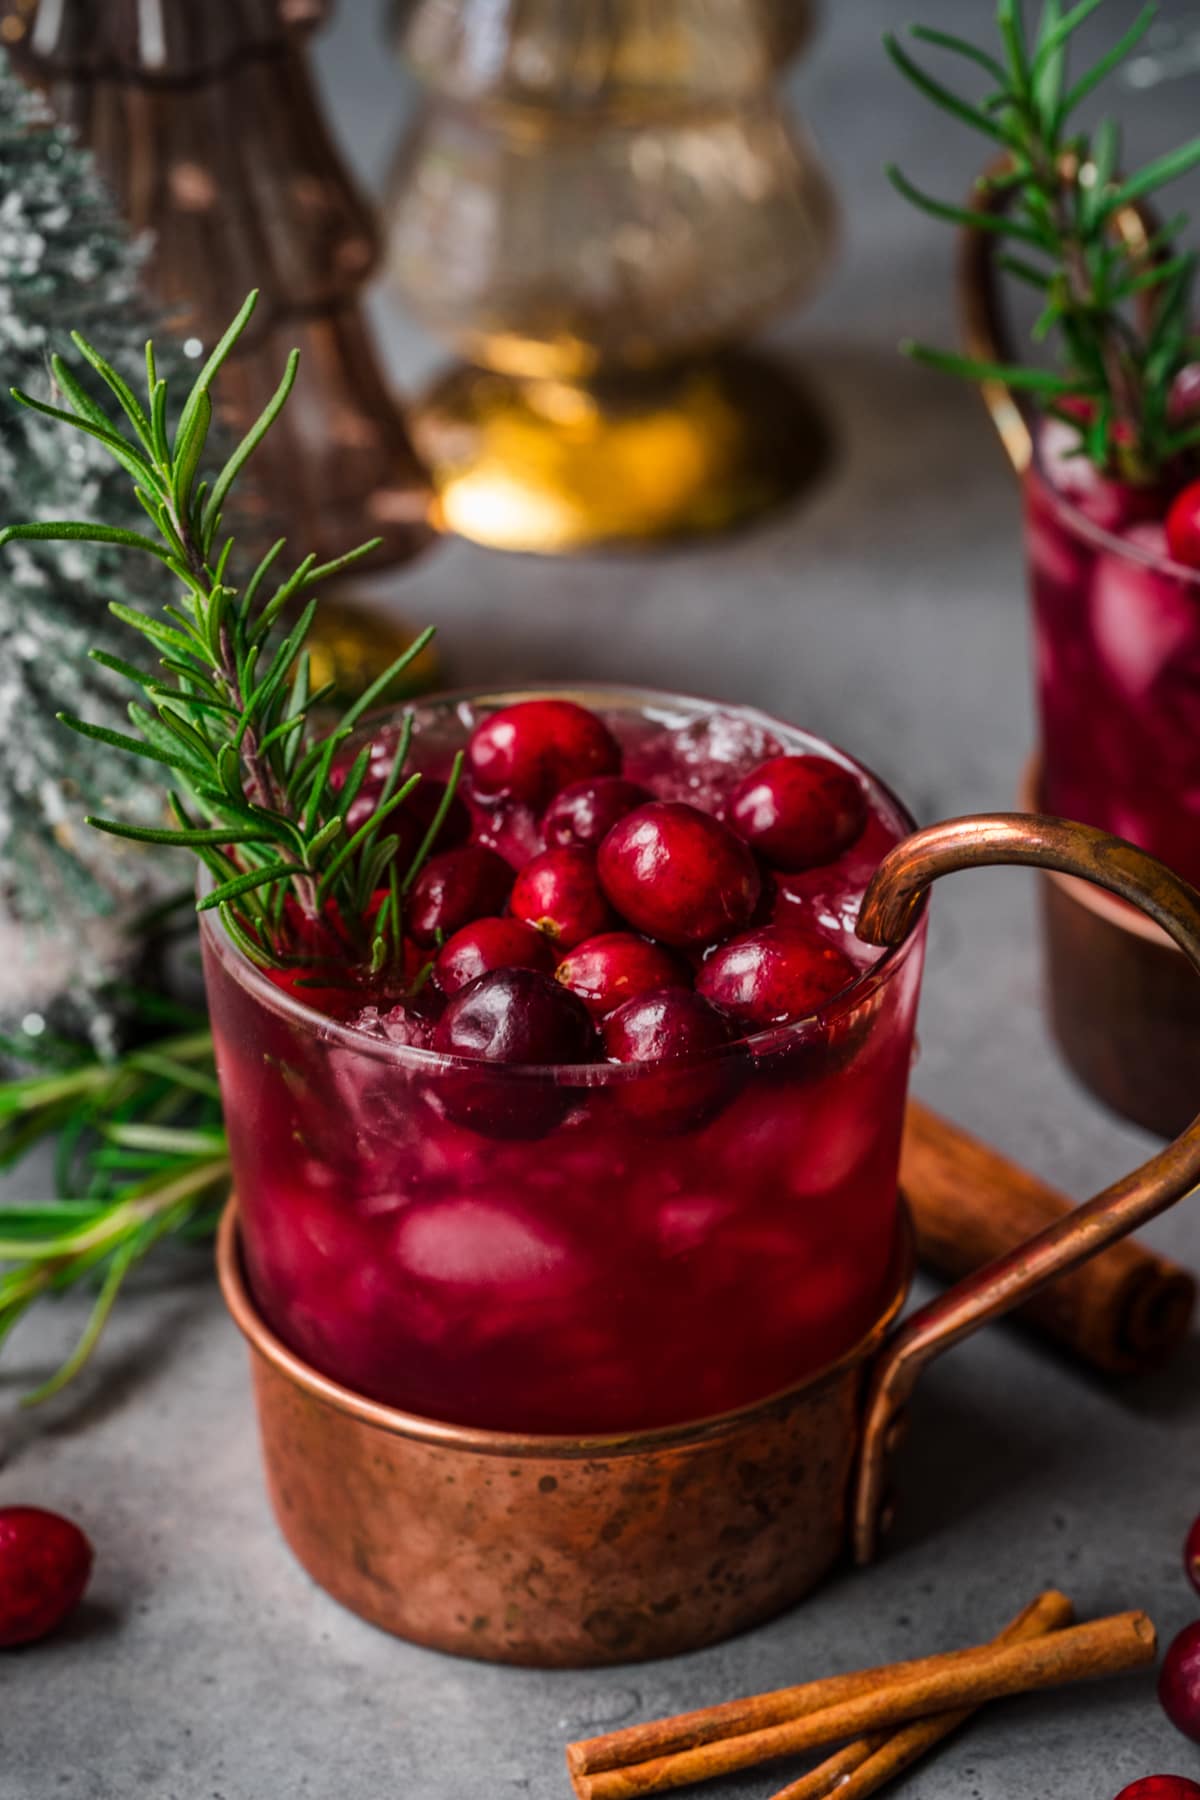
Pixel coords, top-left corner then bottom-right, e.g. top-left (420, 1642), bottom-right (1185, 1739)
top-left (198, 680), bottom-right (926, 1081)
top-left (216, 1197), bottom-right (916, 1460)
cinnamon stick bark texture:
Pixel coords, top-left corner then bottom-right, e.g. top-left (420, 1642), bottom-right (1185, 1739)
top-left (567, 1610), bottom-right (1155, 1800)
top-left (767, 1589), bottom-right (1073, 1800)
top-left (902, 1100), bottom-right (1196, 1374)
top-left (567, 1589), bottom-right (1074, 1779)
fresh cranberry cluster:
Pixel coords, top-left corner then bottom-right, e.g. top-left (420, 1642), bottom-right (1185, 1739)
top-left (336, 697), bottom-right (873, 1076)
top-left (1112, 1514), bottom-right (1200, 1794)
top-left (1154, 1517), bottom-right (1200, 1749)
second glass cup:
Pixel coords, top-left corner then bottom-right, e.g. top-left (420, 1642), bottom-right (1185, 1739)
top-left (1026, 444), bottom-right (1200, 889)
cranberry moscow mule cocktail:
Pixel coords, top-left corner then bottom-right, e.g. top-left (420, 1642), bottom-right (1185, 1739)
top-left (203, 688), bottom-right (924, 1435)
top-left (1027, 417), bottom-right (1200, 889)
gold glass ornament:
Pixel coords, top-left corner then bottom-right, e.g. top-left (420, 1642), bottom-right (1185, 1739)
top-left (386, 0), bottom-right (835, 551)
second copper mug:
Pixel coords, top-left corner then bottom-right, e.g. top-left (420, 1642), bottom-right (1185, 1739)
top-left (216, 766), bottom-right (1200, 1666)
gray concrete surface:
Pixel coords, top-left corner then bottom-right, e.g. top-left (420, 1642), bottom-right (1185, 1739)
top-left (4, 3), bottom-right (1200, 1796)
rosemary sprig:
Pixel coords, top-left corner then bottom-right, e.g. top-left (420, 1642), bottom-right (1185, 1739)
top-left (0, 1006), bottom-right (226, 1403)
top-left (887, 1), bottom-right (1200, 481)
top-left (0, 289), bottom-right (448, 980)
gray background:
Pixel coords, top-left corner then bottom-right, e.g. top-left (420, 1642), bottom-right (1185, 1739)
top-left (4, 3), bottom-right (1200, 1795)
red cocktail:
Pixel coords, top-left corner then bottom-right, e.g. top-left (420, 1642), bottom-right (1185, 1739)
top-left (1026, 422), bottom-right (1200, 888)
top-left (202, 687), bottom-right (923, 1435)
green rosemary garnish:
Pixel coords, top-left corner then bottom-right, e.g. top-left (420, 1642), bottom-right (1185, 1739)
top-left (0, 290), bottom-right (449, 980)
top-left (887, 0), bottom-right (1200, 482)
top-left (0, 1002), bottom-right (226, 1403)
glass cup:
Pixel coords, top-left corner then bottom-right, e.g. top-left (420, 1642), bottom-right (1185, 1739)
top-left (1026, 451), bottom-right (1200, 889)
top-left (200, 685), bottom-right (925, 1436)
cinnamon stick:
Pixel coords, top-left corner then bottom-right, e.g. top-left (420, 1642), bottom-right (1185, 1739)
top-left (567, 1589), bottom-right (1074, 1779)
top-left (767, 1590), bottom-right (1072, 1800)
top-left (902, 1100), bottom-right (1195, 1375)
top-left (567, 1610), bottom-right (1156, 1800)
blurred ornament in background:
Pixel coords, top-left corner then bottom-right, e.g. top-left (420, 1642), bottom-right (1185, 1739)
top-left (2, 0), bottom-right (434, 582)
top-left (1121, 10), bottom-right (1200, 89)
top-left (385, 0), bottom-right (836, 552)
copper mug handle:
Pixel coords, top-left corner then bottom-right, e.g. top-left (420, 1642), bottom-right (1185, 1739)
top-left (958, 154), bottom-right (1165, 476)
top-left (852, 813), bottom-right (1200, 1564)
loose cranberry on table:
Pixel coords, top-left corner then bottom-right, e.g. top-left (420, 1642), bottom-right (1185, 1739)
top-left (603, 988), bottom-right (731, 1130)
top-left (698, 923), bottom-right (858, 1031)
top-left (598, 801), bottom-right (761, 947)
top-left (407, 845), bottom-right (514, 947)
top-left (556, 932), bottom-right (690, 1020)
top-left (543, 776), bottom-right (652, 851)
top-left (1166, 481), bottom-right (1200, 570)
top-left (1114, 1781), bottom-right (1200, 1800)
top-left (0, 1506), bottom-right (93, 1648)
top-left (727, 754), bottom-right (868, 871)
top-left (467, 699), bottom-right (621, 807)
top-left (510, 847), bottom-right (616, 950)
top-left (1159, 1620), bottom-right (1200, 1743)
top-left (434, 917), bottom-right (556, 995)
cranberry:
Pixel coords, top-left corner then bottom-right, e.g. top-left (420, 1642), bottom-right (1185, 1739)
top-left (434, 917), bottom-right (556, 995)
top-left (543, 776), bottom-right (652, 851)
top-left (408, 846), bottom-right (513, 947)
top-left (1160, 1621), bottom-right (1200, 1742)
top-left (0, 1506), bottom-right (93, 1648)
top-left (728, 754), bottom-right (868, 871)
top-left (598, 802), bottom-right (761, 948)
top-left (433, 968), bottom-right (596, 1136)
top-left (1186, 1512), bottom-right (1200, 1596)
top-left (434, 968), bottom-right (595, 1066)
top-left (1169, 362), bottom-right (1200, 426)
top-left (510, 847), bottom-right (615, 949)
top-left (347, 774), bottom-right (472, 858)
top-left (264, 964), bottom-right (362, 1021)
top-left (603, 988), bottom-right (732, 1130)
top-left (697, 924), bottom-right (857, 1031)
top-left (555, 932), bottom-right (690, 1019)
top-left (467, 699), bottom-right (621, 807)
top-left (1166, 480), bottom-right (1200, 569)
top-left (1114, 1782), bottom-right (1200, 1800)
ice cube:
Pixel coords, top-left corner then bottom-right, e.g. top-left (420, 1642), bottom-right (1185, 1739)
top-left (347, 1001), bottom-right (436, 1050)
top-left (1036, 419), bottom-right (1153, 533)
top-left (1090, 524), bottom-right (1196, 698)
top-left (655, 1194), bottom-right (736, 1257)
top-left (627, 713), bottom-right (784, 813)
top-left (392, 1196), bottom-right (576, 1297)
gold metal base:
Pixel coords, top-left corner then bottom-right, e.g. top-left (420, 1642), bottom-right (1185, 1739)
top-left (414, 351), bottom-right (832, 554)
top-left (303, 599), bottom-right (441, 707)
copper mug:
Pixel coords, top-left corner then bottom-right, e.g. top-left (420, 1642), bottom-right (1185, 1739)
top-left (217, 809), bottom-right (1200, 1667)
top-left (960, 165), bottom-right (1200, 1135)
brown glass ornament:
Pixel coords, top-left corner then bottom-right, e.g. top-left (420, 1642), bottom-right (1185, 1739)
top-left (4, 0), bottom-right (434, 573)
